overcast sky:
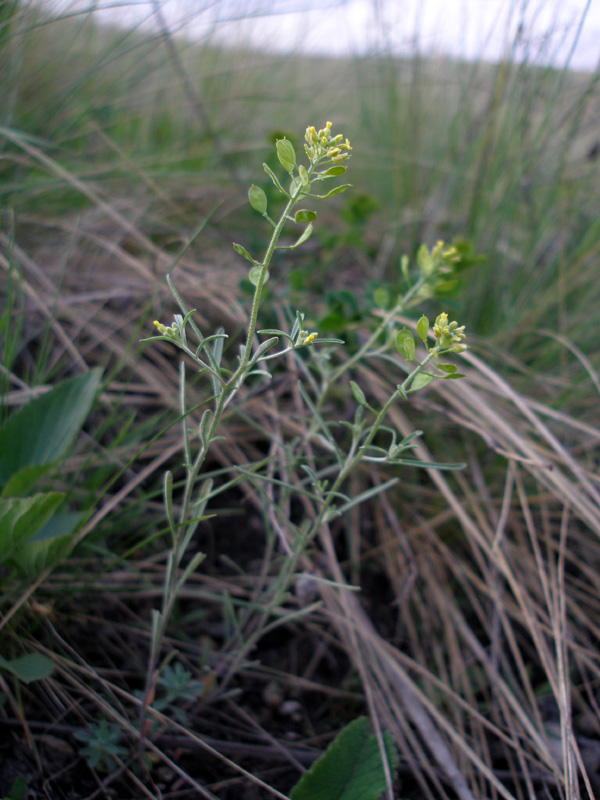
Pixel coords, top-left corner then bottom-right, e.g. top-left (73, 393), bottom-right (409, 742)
top-left (58, 0), bottom-right (600, 71)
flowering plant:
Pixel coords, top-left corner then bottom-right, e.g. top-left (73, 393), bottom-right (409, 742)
top-left (139, 121), bottom-right (468, 740)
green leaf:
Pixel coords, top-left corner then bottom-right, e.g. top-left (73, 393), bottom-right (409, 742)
top-left (373, 287), bottom-right (389, 309)
top-left (318, 165), bottom-right (347, 177)
top-left (410, 373), bottom-right (433, 392)
top-left (278, 223), bottom-right (313, 250)
top-left (313, 184), bottom-right (352, 200)
top-left (437, 363), bottom-right (457, 373)
top-left (395, 328), bottom-right (416, 362)
top-left (0, 370), bottom-right (102, 487)
top-left (350, 381), bottom-right (367, 407)
top-left (11, 530), bottom-right (73, 578)
top-left (417, 243), bottom-right (434, 276)
top-left (298, 165), bottom-right (310, 185)
top-left (0, 493), bottom-right (64, 564)
top-left (442, 373), bottom-right (467, 379)
top-left (294, 209), bottom-right (317, 223)
top-left (7, 776), bottom-right (28, 800)
top-left (400, 254), bottom-right (410, 285)
top-left (289, 716), bottom-right (398, 800)
top-left (263, 162), bottom-right (289, 196)
top-left (249, 267), bottom-right (269, 287)
top-left (1, 464), bottom-right (53, 498)
top-left (416, 315), bottom-right (429, 343)
top-left (233, 242), bottom-right (259, 266)
top-left (0, 653), bottom-right (54, 683)
top-left (248, 185), bottom-right (268, 215)
top-left (276, 138), bottom-right (296, 173)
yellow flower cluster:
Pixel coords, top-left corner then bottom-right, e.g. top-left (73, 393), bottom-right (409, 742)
top-left (433, 313), bottom-right (467, 353)
top-left (153, 319), bottom-right (178, 339)
top-left (304, 121), bottom-right (352, 164)
top-left (296, 329), bottom-right (319, 347)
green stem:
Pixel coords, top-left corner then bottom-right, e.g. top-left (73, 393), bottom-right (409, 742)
top-left (307, 346), bottom-right (440, 539)
top-left (328, 272), bottom-right (428, 385)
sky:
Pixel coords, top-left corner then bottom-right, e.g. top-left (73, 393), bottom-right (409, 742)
top-left (54, 0), bottom-right (600, 72)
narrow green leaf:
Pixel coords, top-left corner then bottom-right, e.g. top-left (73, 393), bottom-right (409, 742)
top-left (443, 373), bottom-right (467, 379)
top-left (385, 457), bottom-right (466, 470)
top-left (400, 254), bottom-right (410, 285)
top-left (258, 328), bottom-right (292, 342)
top-left (350, 381), bottom-right (367, 407)
top-left (278, 223), bottom-right (313, 251)
top-left (395, 328), bottom-right (416, 361)
top-left (0, 370), bottom-right (102, 486)
top-left (313, 183), bottom-right (352, 200)
top-left (263, 162), bottom-right (288, 195)
top-left (248, 185), bottom-right (268, 215)
top-left (289, 717), bottom-right (398, 800)
top-left (437, 363), bottom-right (457, 373)
top-left (0, 653), bottom-right (54, 683)
top-left (233, 242), bottom-right (259, 265)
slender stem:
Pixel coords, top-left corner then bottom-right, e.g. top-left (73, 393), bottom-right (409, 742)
top-left (306, 347), bottom-right (440, 540)
top-left (329, 272), bottom-right (428, 385)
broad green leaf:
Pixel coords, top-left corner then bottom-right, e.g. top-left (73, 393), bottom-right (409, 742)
top-left (233, 242), bottom-right (259, 265)
top-left (11, 531), bottom-right (72, 577)
top-left (298, 165), bottom-right (310, 185)
top-left (249, 267), bottom-right (269, 287)
top-left (395, 328), bottom-right (416, 362)
top-left (0, 492), bottom-right (64, 563)
top-left (294, 209), bottom-right (317, 223)
top-left (319, 165), bottom-right (347, 177)
top-left (276, 138), bottom-right (296, 172)
top-left (289, 716), bottom-right (398, 800)
top-left (0, 370), bottom-right (102, 486)
top-left (410, 373), bottom-right (433, 392)
top-left (416, 315), bottom-right (429, 343)
top-left (248, 185), bottom-right (267, 215)
top-left (373, 287), bottom-right (389, 309)
top-left (0, 653), bottom-right (54, 683)
top-left (7, 776), bottom-right (27, 800)
top-left (417, 243), bottom-right (434, 276)
top-left (1, 464), bottom-right (52, 498)
top-left (437, 363), bottom-right (457, 373)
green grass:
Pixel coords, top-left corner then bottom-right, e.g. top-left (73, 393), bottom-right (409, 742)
top-left (1, 2), bottom-right (600, 799)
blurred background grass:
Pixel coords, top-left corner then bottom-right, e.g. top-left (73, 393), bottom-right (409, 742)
top-left (2, 0), bottom-right (599, 385)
